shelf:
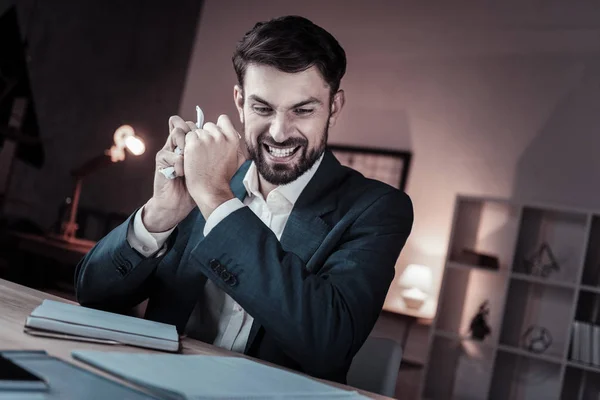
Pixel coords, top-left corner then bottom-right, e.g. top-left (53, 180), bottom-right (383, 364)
top-left (424, 334), bottom-right (494, 400)
top-left (580, 284), bottom-right (600, 295)
top-left (497, 343), bottom-right (563, 365)
top-left (581, 215), bottom-right (600, 288)
top-left (512, 207), bottom-right (588, 285)
top-left (434, 329), bottom-right (497, 349)
top-left (447, 198), bottom-right (521, 272)
top-left (571, 294), bottom-right (600, 368)
top-left (424, 197), bottom-right (596, 399)
top-left (510, 272), bottom-right (577, 290)
top-left (491, 348), bottom-right (563, 400)
top-left (436, 265), bottom-right (507, 344)
top-left (562, 365), bottom-right (600, 400)
top-left (499, 279), bottom-right (574, 360)
top-left (434, 330), bottom-right (469, 341)
top-left (567, 360), bottom-right (600, 374)
top-left (574, 292), bottom-right (600, 326)
top-left (447, 261), bottom-right (506, 275)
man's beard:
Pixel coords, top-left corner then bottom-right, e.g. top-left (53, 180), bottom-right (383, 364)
top-left (245, 120), bottom-right (329, 186)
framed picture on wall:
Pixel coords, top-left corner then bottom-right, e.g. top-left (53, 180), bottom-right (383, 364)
top-left (328, 144), bottom-right (412, 191)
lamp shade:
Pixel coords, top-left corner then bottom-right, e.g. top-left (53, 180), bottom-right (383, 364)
top-left (125, 135), bottom-right (145, 155)
top-left (109, 125), bottom-right (145, 161)
top-left (398, 264), bottom-right (433, 294)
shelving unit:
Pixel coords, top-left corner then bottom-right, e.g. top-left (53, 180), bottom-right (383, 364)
top-left (421, 195), bottom-right (600, 399)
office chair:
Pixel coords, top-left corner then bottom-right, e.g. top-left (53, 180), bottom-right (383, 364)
top-left (347, 336), bottom-right (403, 398)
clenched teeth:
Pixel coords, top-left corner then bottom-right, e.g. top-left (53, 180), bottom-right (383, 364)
top-left (268, 146), bottom-right (296, 157)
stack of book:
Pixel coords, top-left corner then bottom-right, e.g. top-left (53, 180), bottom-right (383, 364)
top-left (570, 321), bottom-right (600, 367)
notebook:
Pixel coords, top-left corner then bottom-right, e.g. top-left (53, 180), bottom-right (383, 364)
top-left (24, 300), bottom-right (179, 352)
top-left (72, 351), bottom-right (369, 399)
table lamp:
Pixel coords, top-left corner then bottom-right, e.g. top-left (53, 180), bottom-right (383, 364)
top-left (59, 125), bottom-right (145, 242)
top-left (398, 264), bottom-right (433, 309)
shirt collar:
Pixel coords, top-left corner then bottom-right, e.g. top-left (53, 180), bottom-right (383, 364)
top-left (242, 153), bottom-right (324, 206)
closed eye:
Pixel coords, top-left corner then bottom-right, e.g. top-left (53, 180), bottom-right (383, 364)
top-left (253, 106), bottom-right (272, 115)
top-left (294, 108), bottom-right (314, 116)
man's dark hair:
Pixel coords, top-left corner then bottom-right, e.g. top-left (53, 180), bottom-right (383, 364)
top-left (232, 15), bottom-right (347, 98)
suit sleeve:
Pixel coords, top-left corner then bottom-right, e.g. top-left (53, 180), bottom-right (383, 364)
top-left (188, 190), bottom-right (413, 377)
top-left (74, 210), bottom-right (168, 311)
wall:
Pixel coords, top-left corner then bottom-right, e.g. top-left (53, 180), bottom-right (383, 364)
top-left (4, 0), bottom-right (203, 229)
top-left (180, 0), bottom-right (600, 311)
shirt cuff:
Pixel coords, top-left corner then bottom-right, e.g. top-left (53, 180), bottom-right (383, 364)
top-left (126, 205), bottom-right (176, 257)
top-left (203, 198), bottom-right (245, 236)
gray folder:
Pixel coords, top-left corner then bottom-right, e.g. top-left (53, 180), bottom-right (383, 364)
top-left (0, 350), bottom-right (158, 399)
top-left (72, 350), bottom-right (368, 399)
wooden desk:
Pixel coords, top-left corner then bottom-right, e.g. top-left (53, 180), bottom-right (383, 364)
top-left (8, 232), bottom-right (95, 266)
top-left (0, 279), bottom-right (390, 399)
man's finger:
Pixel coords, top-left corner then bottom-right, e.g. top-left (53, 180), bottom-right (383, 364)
top-left (184, 130), bottom-right (199, 148)
top-left (216, 114), bottom-right (241, 141)
top-left (202, 123), bottom-right (224, 142)
top-left (168, 115), bottom-right (191, 133)
top-left (186, 121), bottom-right (196, 131)
top-left (167, 127), bottom-right (187, 152)
top-left (156, 150), bottom-right (184, 177)
top-left (217, 114), bottom-right (248, 163)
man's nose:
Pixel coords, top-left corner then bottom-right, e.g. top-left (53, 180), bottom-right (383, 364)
top-left (268, 113), bottom-right (292, 143)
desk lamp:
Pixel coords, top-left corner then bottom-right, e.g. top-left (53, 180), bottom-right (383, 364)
top-left (60, 125), bottom-right (145, 242)
top-left (398, 264), bottom-right (433, 309)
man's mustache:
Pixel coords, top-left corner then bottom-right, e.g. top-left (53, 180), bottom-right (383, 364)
top-left (257, 135), bottom-right (307, 148)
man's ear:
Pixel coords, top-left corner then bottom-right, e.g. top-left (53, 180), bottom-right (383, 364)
top-left (234, 85), bottom-right (244, 124)
top-left (328, 90), bottom-right (345, 128)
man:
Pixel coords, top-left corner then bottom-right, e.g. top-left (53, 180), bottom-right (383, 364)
top-left (75, 15), bottom-right (413, 383)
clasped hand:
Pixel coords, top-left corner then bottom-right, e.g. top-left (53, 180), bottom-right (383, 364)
top-left (184, 115), bottom-right (243, 213)
top-left (150, 114), bottom-right (246, 227)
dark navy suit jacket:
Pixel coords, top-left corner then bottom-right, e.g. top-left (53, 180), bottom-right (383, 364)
top-left (75, 150), bottom-right (413, 383)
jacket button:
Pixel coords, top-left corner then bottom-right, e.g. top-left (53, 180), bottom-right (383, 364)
top-left (209, 259), bottom-right (221, 271)
top-left (226, 275), bottom-right (238, 287)
top-left (219, 270), bottom-right (232, 281)
top-left (116, 264), bottom-right (128, 276)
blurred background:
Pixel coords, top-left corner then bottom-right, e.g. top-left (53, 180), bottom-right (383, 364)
top-left (2, 1), bottom-right (600, 398)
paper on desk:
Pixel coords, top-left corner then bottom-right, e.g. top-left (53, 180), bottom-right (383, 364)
top-left (72, 351), bottom-right (368, 399)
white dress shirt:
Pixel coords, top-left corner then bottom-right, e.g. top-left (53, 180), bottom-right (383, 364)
top-left (126, 155), bottom-right (323, 353)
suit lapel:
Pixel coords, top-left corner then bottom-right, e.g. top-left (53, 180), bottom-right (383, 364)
top-left (280, 151), bottom-right (344, 261)
top-left (245, 151), bottom-right (347, 353)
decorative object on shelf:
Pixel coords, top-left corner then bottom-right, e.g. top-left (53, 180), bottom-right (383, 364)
top-left (59, 125), bottom-right (145, 243)
top-left (457, 249), bottom-right (500, 270)
top-left (327, 144), bottom-right (412, 191)
top-left (398, 264), bottom-right (433, 309)
top-left (523, 242), bottom-right (560, 278)
top-left (522, 325), bottom-right (552, 354)
top-left (469, 300), bottom-right (491, 340)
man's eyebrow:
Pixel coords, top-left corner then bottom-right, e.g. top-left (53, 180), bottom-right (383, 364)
top-left (248, 95), bottom-right (322, 109)
top-left (248, 95), bottom-right (272, 107)
top-left (291, 97), bottom-right (322, 108)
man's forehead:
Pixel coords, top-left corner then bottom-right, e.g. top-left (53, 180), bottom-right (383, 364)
top-left (243, 64), bottom-right (330, 104)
